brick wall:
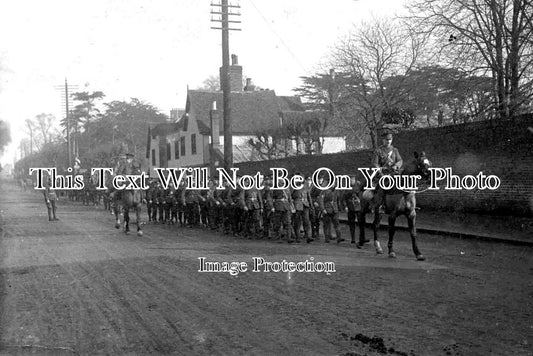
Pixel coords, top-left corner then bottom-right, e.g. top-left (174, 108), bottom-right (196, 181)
top-left (236, 114), bottom-right (533, 216)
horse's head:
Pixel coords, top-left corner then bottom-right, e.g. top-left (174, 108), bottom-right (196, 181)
top-left (413, 151), bottom-right (432, 179)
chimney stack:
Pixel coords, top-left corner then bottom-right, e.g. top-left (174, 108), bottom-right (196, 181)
top-left (220, 53), bottom-right (243, 92)
top-left (170, 108), bottom-right (179, 122)
top-left (210, 101), bottom-right (220, 146)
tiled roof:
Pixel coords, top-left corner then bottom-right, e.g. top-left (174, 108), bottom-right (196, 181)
top-left (277, 96), bottom-right (306, 112)
top-left (150, 122), bottom-right (181, 136)
top-left (233, 144), bottom-right (254, 163)
top-left (186, 90), bottom-right (282, 135)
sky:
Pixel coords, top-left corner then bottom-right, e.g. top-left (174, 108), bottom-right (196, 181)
top-left (0, 0), bottom-right (406, 166)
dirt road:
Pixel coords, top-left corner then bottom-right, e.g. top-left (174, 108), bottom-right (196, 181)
top-left (0, 180), bottom-right (531, 355)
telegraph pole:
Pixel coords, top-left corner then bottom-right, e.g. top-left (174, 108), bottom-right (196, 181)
top-left (54, 79), bottom-right (78, 167)
top-left (211, 0), bottom-right (241, 169)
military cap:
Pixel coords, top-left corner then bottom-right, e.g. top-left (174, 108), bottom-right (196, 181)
top-left (381, 129), bottom-right (393, 138)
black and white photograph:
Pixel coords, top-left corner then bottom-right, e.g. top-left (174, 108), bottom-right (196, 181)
top-left (0, 0), bottom-right (532, 355)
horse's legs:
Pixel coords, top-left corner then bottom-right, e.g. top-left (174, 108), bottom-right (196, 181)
top-left (124, 207), bottom-right (130, 233)
top-left (388, 215), bottom-right (397, 258)
top-left (114, 204), bottom-right (121, 229)
top-left (373, 211), bottom-right (383, 254)
top-left (408, 213), bottom-right (425, 260)
top-left (357, 212), bottom-right (366, 248)
top-left (136, 204), bottom-right (143, 236)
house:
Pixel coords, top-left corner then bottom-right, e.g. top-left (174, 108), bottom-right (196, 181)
top-left (146, 55), bottom-right (346, 176)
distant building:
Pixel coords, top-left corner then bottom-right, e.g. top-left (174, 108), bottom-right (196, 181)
top-left (146, 55), bottom-right (346, 176)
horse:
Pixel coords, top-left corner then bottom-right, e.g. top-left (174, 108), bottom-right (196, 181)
top-left (357, 151), bottom-right (432, 261)
top-left (110, 171), bottom-right (145, 236)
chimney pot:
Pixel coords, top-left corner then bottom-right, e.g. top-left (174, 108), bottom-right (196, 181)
top-left (244, 78), bottom-right (255, 91)
top-left (231, 54), bottom-right (238, 65)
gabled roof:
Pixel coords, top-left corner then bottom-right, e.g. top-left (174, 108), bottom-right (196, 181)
top-left (277, 96), bottom-right (306, 112)
top-left (150, 122), bottom-right (181, 136)
top-left (186, 89), bottom-right (282, 135)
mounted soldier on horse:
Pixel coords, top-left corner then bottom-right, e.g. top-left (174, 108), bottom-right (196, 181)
top-left (110, 151), bottom-right (145, 236)
top-left (357, 130), bottom-right (431, 261)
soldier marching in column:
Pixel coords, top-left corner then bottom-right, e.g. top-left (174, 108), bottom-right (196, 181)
top-left (134, 170), bottom-right (371, 249)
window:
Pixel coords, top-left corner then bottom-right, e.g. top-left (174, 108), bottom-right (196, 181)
top-left (166, 142), bottom-right (171, 161)
top-left (174, 140), bottom-right (179, 159)
top-left (191, 134), bottom-right (197, 155)
top-left (180, 137), bottom-right (186, 156)
top-left (151, 149), bottom-right (156, 166)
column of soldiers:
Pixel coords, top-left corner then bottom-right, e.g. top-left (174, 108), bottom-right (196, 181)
top-left (143, 173), bottom-right (368, 245)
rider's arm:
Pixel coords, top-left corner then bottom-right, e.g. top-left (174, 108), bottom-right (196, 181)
top-left (393, 148), bottom-right (403, 171)
top-left (371, 150), bottom-right (380, 169)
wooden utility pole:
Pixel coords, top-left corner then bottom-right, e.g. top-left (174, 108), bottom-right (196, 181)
top-left (55, 79), bottom-right (78, 167)
top-left (211, 0), bottom-right (241, 170)
top-left (65, 79), bottom-right (71, 166)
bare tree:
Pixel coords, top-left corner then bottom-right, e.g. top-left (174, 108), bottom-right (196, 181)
top-left (34, 113), bottom-right (55, 145)
top-left (24, 119), bottom-right (36, 154)
top-left (332, 17), bottom-right (426, 148)
top-left (406, 0), bottom-right (533, 119)
top-left (197, 75), bottom-right (221, 91)
top-left (247, 128), bottom-right (287, 160)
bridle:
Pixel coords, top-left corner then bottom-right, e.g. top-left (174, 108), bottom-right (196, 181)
top-left (397, 157), bottom-right (432, 195)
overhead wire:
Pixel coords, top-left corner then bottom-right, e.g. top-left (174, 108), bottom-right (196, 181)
top-left (248, 0), bottom-right (308, 73)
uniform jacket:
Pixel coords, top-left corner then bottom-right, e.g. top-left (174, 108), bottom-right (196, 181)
top-left (116, 159), bottom-right (141, 175)
top-left (290, 186), bottom-right (312, 211)
top-left (214, 187), bottom-right (226, 206)
top-left (262, 185), bottom-right (274, 211)
top-left (372, 146), bottom-right (403, 172)
top-left (207, 186), bottom-right (218, 207)
top-left (221, 186), bottom-right (233, 206)
top-left (183, 189), bottom-right (200, 204)
top-left (319, 189), bottom-right (341, 214)
top-left (272, 188), bottom-right (293, 212)
top-left (175, 186), bottom-right (186, 206)
top-left (44, 186), bottom-right (57, 201)
top-left (164, 189), bottom-right (175, 204)
top-left (342, 186), bottom-right (361, 212)
top-left (244, 188), bottom-right (263, 210)
top-left (154, 186), bottom-right (165, 204)
top-left (230, 187), bottom-right (245, 208)
top-left (198, 190), bottom-right (208, 206)
top-left (147, 185), bottom-right (158, 203)
top-left (310, 185), bottom-right (322, 210)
